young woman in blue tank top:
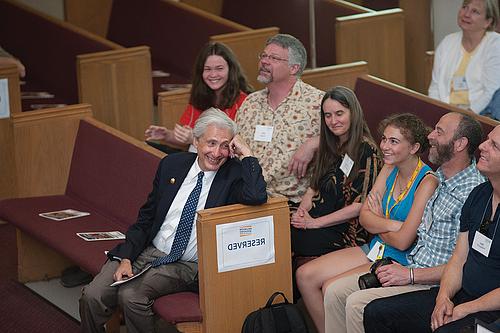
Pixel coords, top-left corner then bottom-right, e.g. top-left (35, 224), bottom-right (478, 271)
top-left (296, 113), bottom-right (438, 333)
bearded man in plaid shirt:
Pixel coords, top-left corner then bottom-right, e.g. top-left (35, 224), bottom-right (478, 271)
top-left (322, 112), bottom-right (486, 333)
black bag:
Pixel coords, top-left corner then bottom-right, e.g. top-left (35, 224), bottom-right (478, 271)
top-left (241, 292), bottom-right (309, 333)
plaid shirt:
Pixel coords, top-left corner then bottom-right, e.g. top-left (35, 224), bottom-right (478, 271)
top-left (407, 161), bottom-right (485, 268)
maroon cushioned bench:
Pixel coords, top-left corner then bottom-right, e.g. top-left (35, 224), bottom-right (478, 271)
top-left (0, 119), bottom-right (160, 274)
top-left (0, 118), bottom-right (203, 327)
top-left (0, 0), bottom-right (121, 111)
top-left (106, 0), bottom-right (243, 97)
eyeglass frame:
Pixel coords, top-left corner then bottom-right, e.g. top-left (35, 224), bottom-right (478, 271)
top-left (257, 52), bottom-right (289, 63)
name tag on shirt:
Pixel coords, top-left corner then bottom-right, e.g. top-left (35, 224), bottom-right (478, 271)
top-left (472, 231), bottom-right (492, 257)
top-left (254, 125), bottom-right (274, 142)
top-left (367, 241), bottom-right (385, 262)
top-left (452, 76), bottom-right (468, 91)
top-left (340, 154), bottom-right (354, 178)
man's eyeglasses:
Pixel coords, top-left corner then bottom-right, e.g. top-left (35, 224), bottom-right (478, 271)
top-left (258, 53), bottom-right (289, 63)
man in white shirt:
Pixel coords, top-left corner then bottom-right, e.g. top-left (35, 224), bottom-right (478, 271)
top-left (79, 109), bottom-right (267, 333)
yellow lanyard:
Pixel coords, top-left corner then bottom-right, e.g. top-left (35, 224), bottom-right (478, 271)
top-left (385, 158), bottom-right (423, 218)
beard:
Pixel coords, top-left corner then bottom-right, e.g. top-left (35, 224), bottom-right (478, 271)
top-left (257, 66), bottom-right (272, 84)
top-left (429, 140), bottom-right (454, 165)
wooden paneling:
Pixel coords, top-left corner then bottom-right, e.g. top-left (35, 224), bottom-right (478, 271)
top-left (336, 8), bottom-right (406, 85)
top-left (17, 230), bottom-right (74, 282)
top-left (211, 27), bottom-right (279, 91)
top-left (424, 51), bottom-right (434, 95)
top-left (157, 88), bottom-right (191, 131)
top-left (77, 46), bottom-right (153, 140)
top-left (399, 0), bottom-right (433, 93)
top-left (302, 61), bottom-right (369, 91)
top-left (12, 105), bottom-right (93, 198)
top-left (197, 196), bottom-right (291, 333)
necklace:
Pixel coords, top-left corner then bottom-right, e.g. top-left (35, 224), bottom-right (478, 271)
top-left (385, 158), bottom-right (423, 218)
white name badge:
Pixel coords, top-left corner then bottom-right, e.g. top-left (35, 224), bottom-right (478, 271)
top-left (452, 76), bottom-right (468, 91)
top-left (367, 241), bottom-right (385, 262)
top-left (340, 154), bottom-right (354, 178)
top-left (254, 125), bottom-right (274, 142)
top-left (472, 231), bottom-right (492, 257)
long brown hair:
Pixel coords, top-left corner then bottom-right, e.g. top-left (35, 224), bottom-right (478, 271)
top-left (190, 42), bottom-right (253, 111)
top-left (310, 86), bottom-right (377, 190)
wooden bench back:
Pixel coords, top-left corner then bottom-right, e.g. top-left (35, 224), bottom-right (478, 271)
top-left (107, 0), bottom-right (248, 80)
top-left (0, 0), bottom-right (120, 104)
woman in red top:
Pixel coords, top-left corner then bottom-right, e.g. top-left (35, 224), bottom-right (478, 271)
top-left (145, 42), bottom-right (252, 151)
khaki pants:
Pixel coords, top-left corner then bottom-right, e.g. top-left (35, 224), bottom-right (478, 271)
top-left (79, 246), bottom-right (198, 333)
top-left (323, 272), bottom-right (431, 333)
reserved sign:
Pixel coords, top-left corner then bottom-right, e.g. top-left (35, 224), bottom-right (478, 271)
top-left (216, 216), bottom-right (275, 272)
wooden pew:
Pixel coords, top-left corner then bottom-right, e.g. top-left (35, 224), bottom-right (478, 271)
top-left (342, 0), bottom-right (433, 93)
top-left (102, 0), bottom-right (277, 92)
top-left (156, 61), bottom-right (369, 131)
top-left (220, 0), bottom-right (405, 85)
top-left (0, 0), bottom-right (153, 140)
top-left (354, 74), bottom-right (498, 166)
top-left (3, 104), bottom-right (94, 201)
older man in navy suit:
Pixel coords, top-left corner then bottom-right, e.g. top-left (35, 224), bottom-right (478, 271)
top-left (80, 108), bottom-right (267, 333)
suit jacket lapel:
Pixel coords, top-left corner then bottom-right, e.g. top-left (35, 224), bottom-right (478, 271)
top-left (156, 154), bottom-right (196, 221)
top-left (205, 159), bottom-right (233, 208)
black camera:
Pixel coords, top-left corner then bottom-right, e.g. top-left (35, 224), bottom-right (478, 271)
top-left (358, 257), bottom-right (395, 290)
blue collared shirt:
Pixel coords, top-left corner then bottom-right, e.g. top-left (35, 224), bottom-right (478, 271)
top-left (407, 161), bottom-right (485, 268)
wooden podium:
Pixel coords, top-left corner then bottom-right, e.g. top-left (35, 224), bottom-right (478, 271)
top-left (196, 196), bottom-right (292, 333)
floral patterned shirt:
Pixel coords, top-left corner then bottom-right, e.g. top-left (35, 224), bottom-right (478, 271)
top-left (236, 80), bottom-right (324, 203)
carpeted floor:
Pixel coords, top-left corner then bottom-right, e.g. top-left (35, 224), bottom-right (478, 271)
top-left (0, 279), bottom-right (81, 332)
top-left (0, 223), bottom-right (81, 332)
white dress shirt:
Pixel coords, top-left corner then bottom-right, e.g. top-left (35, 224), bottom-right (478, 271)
top-left (152, 158), bottom-right (216, 262)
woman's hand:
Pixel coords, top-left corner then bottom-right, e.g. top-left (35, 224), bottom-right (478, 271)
top-left (145, 125), bottom-right (168, 141)
top-left (173, 124), bottom-right (194, 145)
top-left (367, 191), bottom-right (384, 217)
top-left (291, 207), bottom-right (317, 229)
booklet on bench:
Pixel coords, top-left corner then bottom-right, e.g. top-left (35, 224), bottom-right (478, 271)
top-left (39, 209), bottom-right (90, 221)
top-left (77, 231), bottom-right (125, 242)
top-left (110, 264), bottom-right (152, 287)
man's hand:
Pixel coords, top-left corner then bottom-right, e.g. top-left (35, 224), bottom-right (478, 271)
top-left (230, 135), bottom-right (253, 158)
top-left (113, 259), bottom-right (133, 282)
top-left (145, 125), bottom-right (168, 141)
top-left (445, 303), bottom-right (470, 325)
top-left (431, 295), bottom-right (454, 331)
top-left (375, 263), bottom-right (411, 287)
top-left (287, 137), bottom-right (319, 179)
top-left (173, 124), bottom-right (194, 145)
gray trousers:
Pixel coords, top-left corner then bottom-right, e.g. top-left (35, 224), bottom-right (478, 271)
top-left (79, 246), bottom-right (198, 333)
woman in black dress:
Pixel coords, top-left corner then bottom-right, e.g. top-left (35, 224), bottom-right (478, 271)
top-left (291, 86), bottom-right (381, 257)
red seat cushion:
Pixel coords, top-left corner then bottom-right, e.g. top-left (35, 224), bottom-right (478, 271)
top-left (153, 292), bottom-right (202, 324)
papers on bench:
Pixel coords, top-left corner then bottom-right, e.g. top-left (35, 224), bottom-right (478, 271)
top-left (21, 91), bottom-right (55, 99)
top-left (77, 231), bottom-right (125, 242)
top-left (110, 264), bottom-right (152, 287)
top-left (30, 103), bottom-right (67, 110)
top-left (152, 70), bottom-right (170, 78)
top-left (39, 209), bottom-right (90, 221)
